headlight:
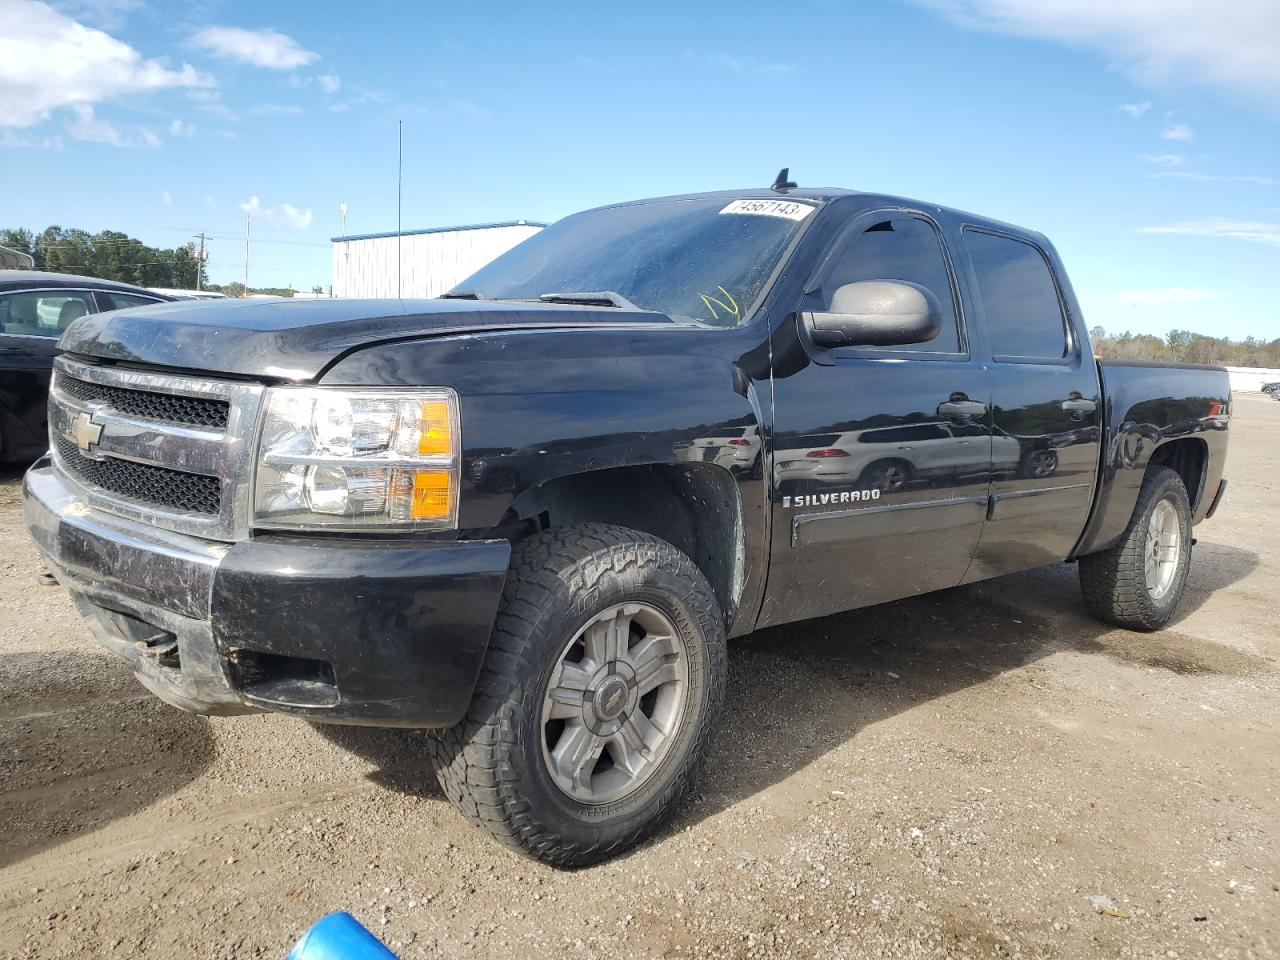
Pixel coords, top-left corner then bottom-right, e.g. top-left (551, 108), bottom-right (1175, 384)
top-left (253, 387), bottom-right (460, 530)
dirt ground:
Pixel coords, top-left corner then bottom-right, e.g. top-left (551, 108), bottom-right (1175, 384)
top-left (1, 395), bottom-right (1276, 960)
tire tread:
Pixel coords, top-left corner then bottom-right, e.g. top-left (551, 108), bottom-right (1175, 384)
top-left (428, 523), bottom-right (725, 867)
top-left (1079, 465), bottom-right (1191, 631)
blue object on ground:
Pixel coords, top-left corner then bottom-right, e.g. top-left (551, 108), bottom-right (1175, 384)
top-left (287, 912), bottom-right (399, 959)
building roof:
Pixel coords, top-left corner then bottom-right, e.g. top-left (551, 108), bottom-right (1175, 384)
top-left (332, 220), bottom-right (547, 243)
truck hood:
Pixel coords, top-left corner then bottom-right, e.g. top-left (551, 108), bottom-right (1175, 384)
top-left (60, 297), bottom-right (678, 380)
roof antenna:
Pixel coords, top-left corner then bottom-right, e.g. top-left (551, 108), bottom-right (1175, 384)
top-left (771, 167), bottom-right (797, 193)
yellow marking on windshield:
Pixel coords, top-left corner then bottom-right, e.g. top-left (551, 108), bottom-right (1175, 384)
top-left (699, 286), bottom-right (740, 322)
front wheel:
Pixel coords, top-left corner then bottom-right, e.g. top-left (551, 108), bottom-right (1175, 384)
top-left (1078, 465), bottom-right (1193, 631)
top-left (429, 524), bottom-right (726, 867)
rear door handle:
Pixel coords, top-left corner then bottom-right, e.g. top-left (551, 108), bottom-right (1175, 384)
top-left (1061, 398), bottom-right (1097, 413)
top-left (937, 400), bottom-right (988, 418)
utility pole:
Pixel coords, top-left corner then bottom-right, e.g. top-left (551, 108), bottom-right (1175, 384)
top-left (193, 232), bottom-right (208, 291)
top-left (243, 211), bottom-right (250, 297)
top-left (338, 202), bottom-right (348, 298)
top-left (397, 120), bottom-right (403, 299)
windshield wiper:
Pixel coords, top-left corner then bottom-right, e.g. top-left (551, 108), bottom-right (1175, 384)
top-left (439, 289), bottom-right (486, 300)
top-left (537, 290), bottom-right (642, 310)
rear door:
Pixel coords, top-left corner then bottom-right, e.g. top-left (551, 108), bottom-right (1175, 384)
top-left (760, 208), bottom-right (993, 626)
top-left (958, 228), bottom-right (1101, 579)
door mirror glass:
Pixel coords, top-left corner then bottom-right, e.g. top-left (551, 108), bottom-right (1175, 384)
top-left (801, 280), bottom-right (941, 348)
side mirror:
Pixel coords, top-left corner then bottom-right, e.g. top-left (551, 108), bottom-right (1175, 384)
top-left (801, 280), bottom-right (941, 348)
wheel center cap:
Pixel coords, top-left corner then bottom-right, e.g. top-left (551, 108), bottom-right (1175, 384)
top-left (594, 677), bottom-right (629, 721)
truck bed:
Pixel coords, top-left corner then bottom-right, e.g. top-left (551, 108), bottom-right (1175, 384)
top-left (1074, 360), bottom-right (1231, 557)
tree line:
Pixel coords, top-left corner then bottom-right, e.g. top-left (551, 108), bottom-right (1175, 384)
top-left (1089, 327), bottom-right (1280, 369)
top-left (2, 226), bottom-right (206, 290)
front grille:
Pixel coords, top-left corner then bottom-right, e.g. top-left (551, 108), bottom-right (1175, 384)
top-left (58, 374), bottom-right (230, 429)
top-left (54, 435), bottom-right (221, 515)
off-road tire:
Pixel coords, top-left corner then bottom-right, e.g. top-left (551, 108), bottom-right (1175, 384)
top-left (428, 523), bottom-right (727, 867)
top-left (1079, 465), bottom-right (1193, 631)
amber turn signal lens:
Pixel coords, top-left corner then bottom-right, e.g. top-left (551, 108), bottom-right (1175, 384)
top-left (417, 400), bottom-right (452, 456)
top-left (410, 470), bottom-right (452, 519)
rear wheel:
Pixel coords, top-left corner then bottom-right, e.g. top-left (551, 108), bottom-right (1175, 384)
top-left (429, 523), bottom-right (726, 867)
top-left (1079, 465), bottom-right (1193, 631)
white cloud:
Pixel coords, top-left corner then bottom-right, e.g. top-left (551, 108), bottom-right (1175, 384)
top-left (1139, 218), bottom-right (1280, 246)
top-left (190, 26), bottom-right (318, 70)
top-left (326, 87), bottom-right (393, 113)
top-left (1119, 100), bottom-right (1152, 116)
top-left (49, 0), bottom-right (141, 30)
top-left (1150, 170), bottom-right (1276, 186)
top-left (1136, 153), bottom-right (1185, 166)
top-left (286, 72), bottom-right (340, 93)
top-left (205, 194), bottom-right (216, 209)
top-left (249, 102), bottom-right (303, 116)
top-left (1161, 123), bottom-right (1194, 141)
top-left (162, 189), bottom-right (172, 206)
top-left (240, 195), bottom-right (313, 230)
top-left (918, 1), bottom-right (1280, 106)
top-left (0, 129), bottom-right (63, 149)
top-left (687, 50), bottom-right (795, 77)
top-left (216, 129), bottom-right (238, 140)
top-left (1113, 287), bottom-right (1223, 305)
top-left (278, 203), bottom-right (312, 229)
top-left (0, 0), bottom-right (212, 128)
top-left (192, 93), bottom-right (236, 121)
top-left (65, 103), bottom-right (157, 147)
top-left (168, 118), bottom-right (194, 137)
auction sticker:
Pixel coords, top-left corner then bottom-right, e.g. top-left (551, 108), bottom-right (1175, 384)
top-left (719, 198), bottom-right (815, 221)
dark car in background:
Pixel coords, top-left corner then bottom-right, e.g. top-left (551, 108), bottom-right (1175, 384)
top-left (0, 271), bottom-right (171, 461)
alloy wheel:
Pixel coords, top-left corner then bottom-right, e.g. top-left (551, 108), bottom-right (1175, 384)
top-left (540, 602), bottom-right (689, 804)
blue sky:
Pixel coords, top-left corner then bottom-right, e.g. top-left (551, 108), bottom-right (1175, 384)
top-left (2, 0), bottom-right (1277, 339)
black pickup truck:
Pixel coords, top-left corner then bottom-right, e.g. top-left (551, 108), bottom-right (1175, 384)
top-left (24, 182), bottom-right (1230, 866)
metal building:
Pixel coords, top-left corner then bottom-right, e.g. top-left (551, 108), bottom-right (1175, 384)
top-left (331, 220), bottom-right (544, 298)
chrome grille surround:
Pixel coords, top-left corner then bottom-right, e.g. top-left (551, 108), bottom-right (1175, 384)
top-left (49, 355), bottom-right (265, 541)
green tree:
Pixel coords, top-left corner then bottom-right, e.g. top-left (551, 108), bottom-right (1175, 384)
top-left (1, 225), bottom-right (205, 288)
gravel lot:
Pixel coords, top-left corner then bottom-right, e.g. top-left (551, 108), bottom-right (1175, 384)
top-left (1, 394), bottom-right (1277, 960)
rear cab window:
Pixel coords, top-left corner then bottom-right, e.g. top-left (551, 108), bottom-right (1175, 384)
top-left (100, 292), bottom-right (162, 310)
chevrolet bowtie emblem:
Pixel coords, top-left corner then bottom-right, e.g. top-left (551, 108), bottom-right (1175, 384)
top-left (71, 411), bottom-right (104, 456)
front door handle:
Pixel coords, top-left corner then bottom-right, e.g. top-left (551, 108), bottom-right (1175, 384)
top-left (1061, 398), bottom-right (1097, 414)
top-left (937, 400), bottom-right (988, 418)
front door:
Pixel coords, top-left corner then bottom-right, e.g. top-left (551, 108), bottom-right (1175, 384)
top-left (0, 289), bottom-right (96, 456)
top-left (759, 209), bottom-right (993, 627)
top-left (958, 228), bottom-right (1101, 579)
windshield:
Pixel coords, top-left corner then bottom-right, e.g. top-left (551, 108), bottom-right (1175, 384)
top-left (451, 197), bottom-right (816, 327)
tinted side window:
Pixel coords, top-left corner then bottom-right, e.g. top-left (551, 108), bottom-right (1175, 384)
top-left (102, 292), bottom-right (160, 310)
top-left (822, 217), bottom-right (960, 353)
top-left (965, 231), bottom-right (1067, 359)
top-left (860, 423), bottom-right (950, 444)
top-left (0, 291), bottom-right (95, 337)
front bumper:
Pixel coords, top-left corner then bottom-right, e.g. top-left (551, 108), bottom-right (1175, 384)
top-left (23, 459), bottom-right (511, 727)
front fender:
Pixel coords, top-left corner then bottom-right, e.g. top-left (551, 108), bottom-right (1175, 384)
top-left (320, 325), bottom-right (771, 534)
